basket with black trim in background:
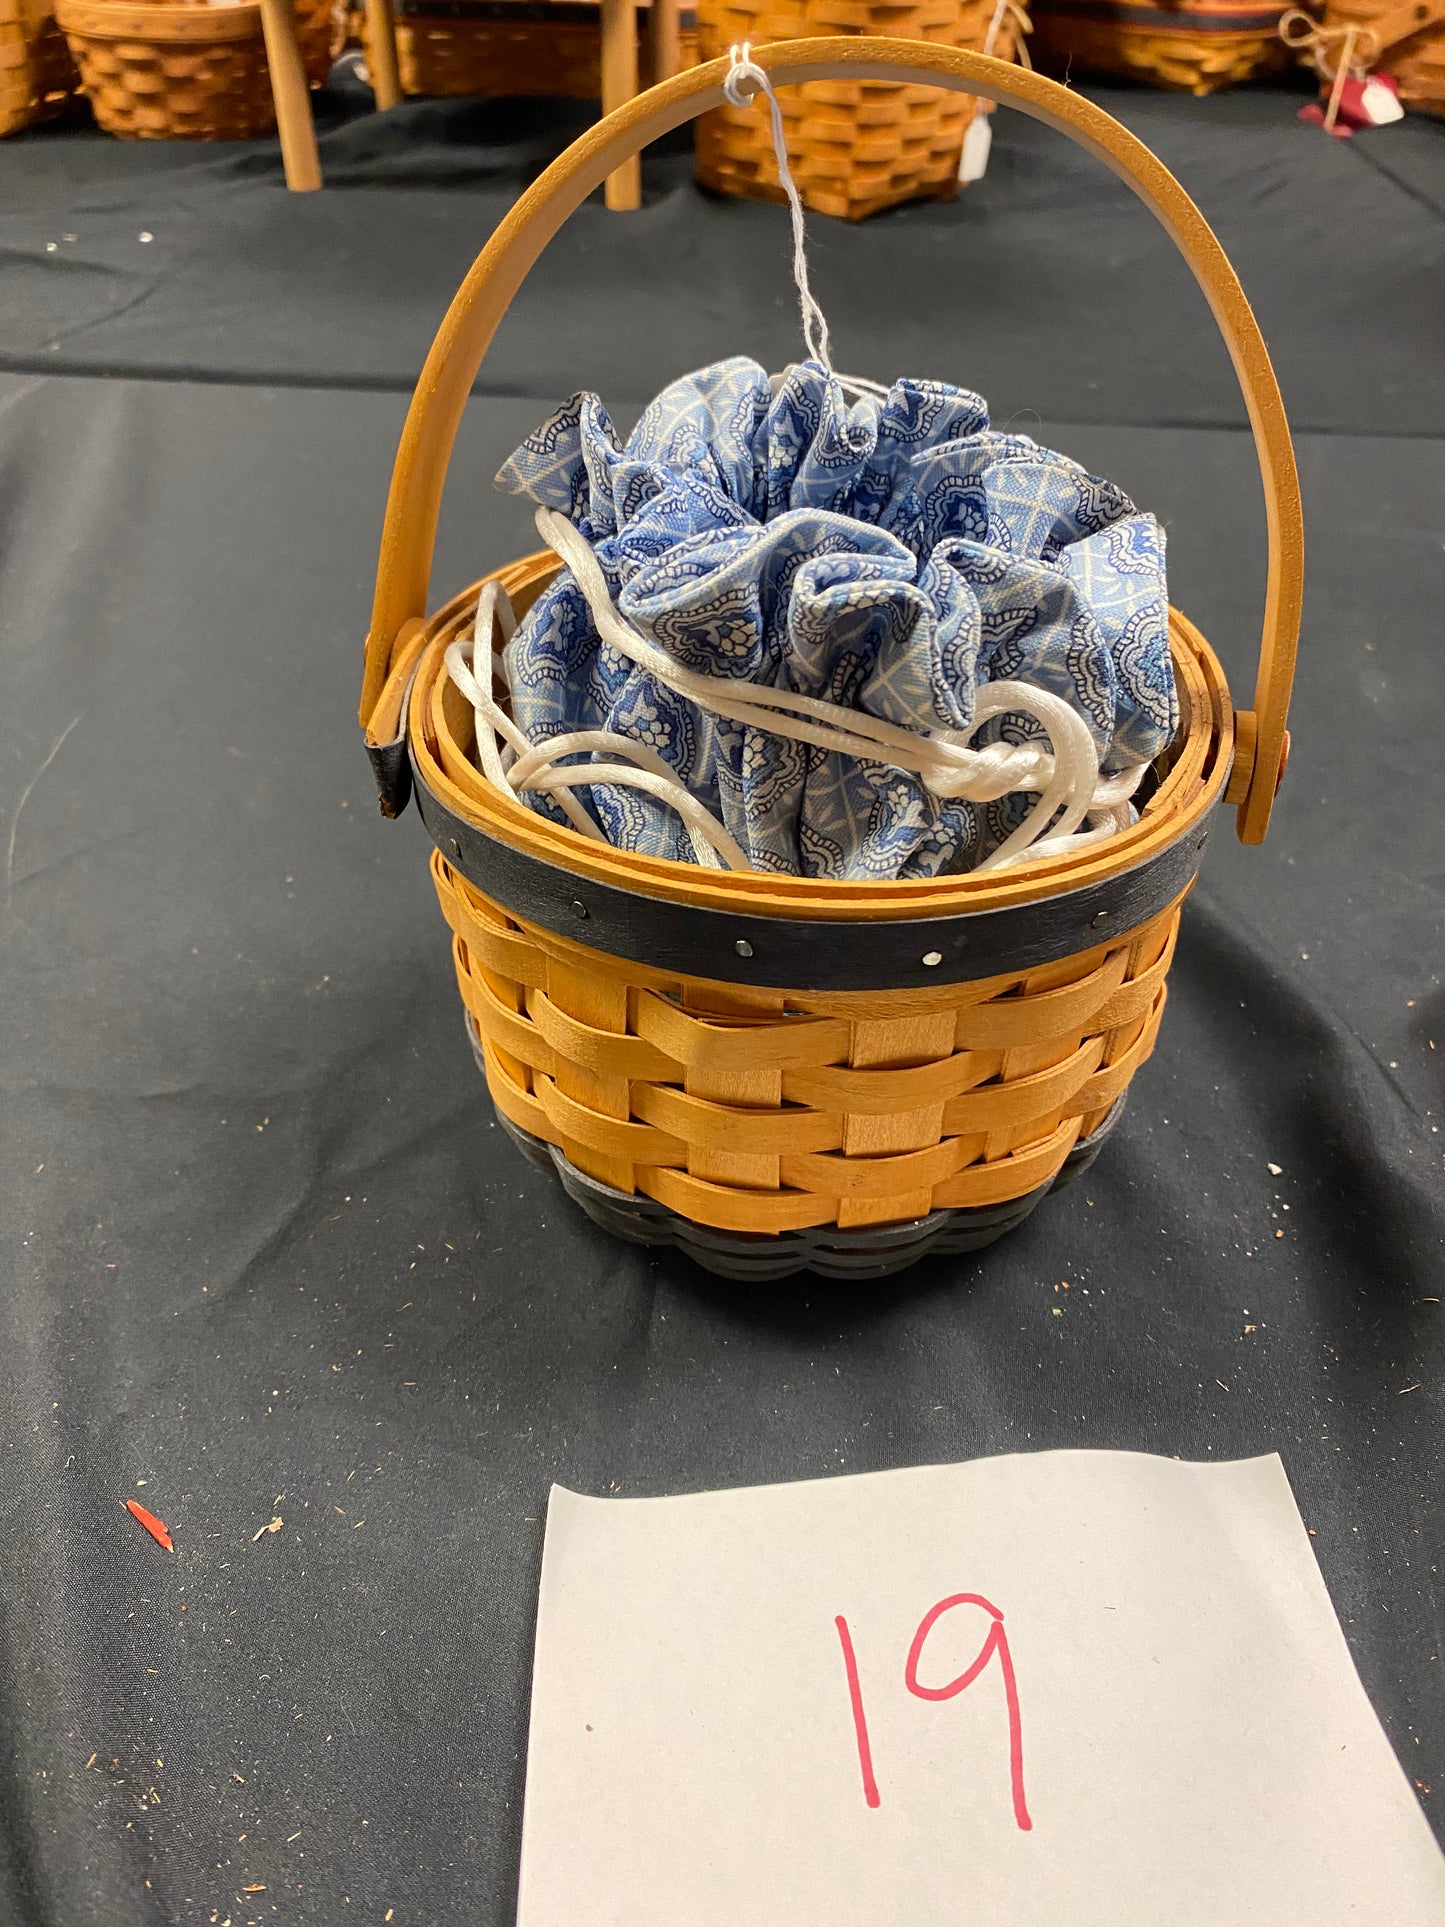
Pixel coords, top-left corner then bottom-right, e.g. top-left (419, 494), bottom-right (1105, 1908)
top-left (1030, 0), bottom-right (1290, 93)
top-left (358, 41), bottom-right (1302, 1281)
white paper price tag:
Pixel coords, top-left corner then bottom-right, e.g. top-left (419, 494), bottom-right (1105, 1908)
top-left (517, 1452), bottom-right (1445, 1927)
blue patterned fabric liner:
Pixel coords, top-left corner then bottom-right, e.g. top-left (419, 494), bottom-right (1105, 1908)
top-left (494, 357), bottom-right (1177, 880)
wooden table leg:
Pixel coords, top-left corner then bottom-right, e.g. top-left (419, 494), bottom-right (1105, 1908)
top-left (258, 0), bottom-right (322, 191)
top-left (364, 0), bottom-right (404, 110)
top-left (600, 0), bottom-right (641, 210)
top-left (647, 0), bottom-right (679, 85)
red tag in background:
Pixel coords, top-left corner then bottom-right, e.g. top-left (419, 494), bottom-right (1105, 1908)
top-left (1299, 69), bottom-right (1404, 136)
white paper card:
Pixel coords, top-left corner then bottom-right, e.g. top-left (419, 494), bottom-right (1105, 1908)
top-left (517, 1451), bottom-right (1445, 1927)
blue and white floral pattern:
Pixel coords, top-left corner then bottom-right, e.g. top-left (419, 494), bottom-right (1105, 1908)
top-left (495, 357), bottom-right (1176, 880)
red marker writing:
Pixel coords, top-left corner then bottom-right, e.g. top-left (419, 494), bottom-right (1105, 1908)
top-left (905, 1592), bottom-right (1031, 1831)
top-left (834, 1592), bottom-right (1032, 1831)
top-left (834, 1615), bottom-right (881, 1809)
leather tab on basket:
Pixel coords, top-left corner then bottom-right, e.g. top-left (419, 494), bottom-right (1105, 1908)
top-left (365, 660), bottom-right (423, 820)
top-left (367, 726), bottom-right (414, 820)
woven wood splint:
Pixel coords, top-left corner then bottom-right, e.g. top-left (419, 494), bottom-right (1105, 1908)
top-left (696, 0), bottom-right (1025, 217)
top-left (1030, 0), bottom-right (1289, 95)
top-left (55, 0), bottom-right (338, 139)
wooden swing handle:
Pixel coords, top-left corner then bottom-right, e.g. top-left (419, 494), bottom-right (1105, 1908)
top-left (362, 40), bottom-right (1303, 844)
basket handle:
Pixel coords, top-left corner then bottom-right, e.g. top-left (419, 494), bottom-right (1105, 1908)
top-left (361, 40), bottom-right (1303, 844)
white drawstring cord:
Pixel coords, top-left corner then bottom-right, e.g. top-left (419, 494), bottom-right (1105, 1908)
top-left (445, 517), bottom-right (1145, 874)
top-left (535, 506), bottom-right (1141, 869)
top-left (445, 582), bottom-right (746, 869)
top-left (537, 507), bottom-right (1086, 808)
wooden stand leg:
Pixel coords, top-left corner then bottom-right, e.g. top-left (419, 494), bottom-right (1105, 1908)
top-left (364, 0), bottom-right (403, 110)
top-left (647, 0), bottom-right (680, 85)
top-left (258, 0), bottom-right (322, 192)
top-left (600, 0), bottom-right (641, 210)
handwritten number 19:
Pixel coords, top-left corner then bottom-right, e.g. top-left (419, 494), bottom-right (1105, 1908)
top-left (833, 1594), bottom-right (1032, 1831)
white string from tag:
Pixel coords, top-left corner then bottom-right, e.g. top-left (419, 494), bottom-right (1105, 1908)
top-left (723, 43), bottom-right (833, 376)
top-left (983, 0), bottom-right (1033, 62)
top-left (1278, 9), bottom-right (1387, 132)
top-left (960, 0), bottom-right (1031, 181)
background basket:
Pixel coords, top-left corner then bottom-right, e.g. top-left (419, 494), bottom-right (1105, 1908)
top-left (695, 0), bottom-right (1025, 219)
top-left (1030, 0), bottom-right (1289, 93)
top-left (1, 0), bottom-right (80, 134)
top-left (1307, 0), bottom-right (1445, 113)
top-left (358, 0), bottom-right (688, 208)
top-left (56, 0), bottom-right (339, 138)
top-left (359, 43), bottom-right (1302, 1279)
top-left (362, 0), bottom-right (686, 100)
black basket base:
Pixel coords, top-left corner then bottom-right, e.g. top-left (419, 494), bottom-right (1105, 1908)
top-left (485, 1071), bottom-right (1126, 1282)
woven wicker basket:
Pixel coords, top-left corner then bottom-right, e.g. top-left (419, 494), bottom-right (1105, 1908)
top-left (377, 0), bottom-right (603, 98)
top-left (56, 0), bottom-right (338, 138)
top-left (696, 0), bottom-right (1023, 219)
top-left (359, 43), bottom-right (1302, 1281)
top-left (1303, 0), bottom-right (1445, 113)
top-left (363, 0), bottom-right (684, 97)
top-left (1031, 0), bottom-right (1289, 93)
top-left (1, 0), bottom-right (80, 133)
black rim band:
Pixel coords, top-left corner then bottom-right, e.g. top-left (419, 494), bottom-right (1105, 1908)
top-left (411, 747), bottom-right (1217, 989)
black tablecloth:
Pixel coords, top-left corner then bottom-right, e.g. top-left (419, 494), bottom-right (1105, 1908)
top-left (0, 75), bottom-right (1442, 1927)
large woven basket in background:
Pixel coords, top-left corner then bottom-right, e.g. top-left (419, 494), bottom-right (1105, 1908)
top-left (1030, 0), bottom-right (1289, 92)
top-left (1, 0), bottom-right (79, 133)
top-left (696, 0), bottom-right (1024, 219)
top-left (55, 0), bottom-right (338, 137)
top-left (359, 44), bottom-right (1302, 1281)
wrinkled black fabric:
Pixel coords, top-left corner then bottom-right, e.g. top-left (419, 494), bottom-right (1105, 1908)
top-left (0, 82), bottom-right (1442, 1927)
top-left (0, 78), bottom-right (1442, 429)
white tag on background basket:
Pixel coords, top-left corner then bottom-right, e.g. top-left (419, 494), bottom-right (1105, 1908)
top-left (1360, 74), bottom-right (1406, 123)
top-left (959, 109), bottom-right (993, 183)
top-left (515, 1451), bottom-right (1445, 1927)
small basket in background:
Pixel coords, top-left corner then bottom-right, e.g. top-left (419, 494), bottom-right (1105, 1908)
top-left (696, 0), bottom-right (1027, 219)
top-left (1289, 0), bottom-right (1445, 116)
top-left (1029, 0), bottom-right (1290, 93)
top-left (1, 0), bottom-right (80, 134)
top-left (55, 0), bottom-right (340, 139)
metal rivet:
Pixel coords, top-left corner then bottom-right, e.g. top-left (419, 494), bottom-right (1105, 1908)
top-left (735, 939), bottom-right (753, 959)
top-left (570, 899), bottom-right (588, 920)
top-left (921, 950), bottom-right (943, 968)
top-left (449, 837), bottom-right (462, 859)
top-left (1091, 910), bottom-right (1110, 928)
